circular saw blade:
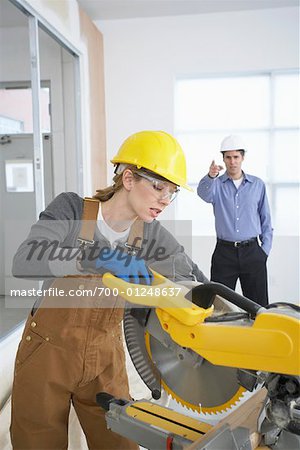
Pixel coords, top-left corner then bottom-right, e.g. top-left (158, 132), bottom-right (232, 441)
top-left (145, 332), bottom-right (245, 414)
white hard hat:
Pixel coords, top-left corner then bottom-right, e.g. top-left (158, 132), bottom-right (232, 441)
top-left (220, 135), bottom-right (247, 152)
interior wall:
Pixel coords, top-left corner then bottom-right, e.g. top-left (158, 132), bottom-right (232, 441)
top-left (96, 7), bottom-right (299, 303)
top-left (80, 9), bottom-right (107, 194)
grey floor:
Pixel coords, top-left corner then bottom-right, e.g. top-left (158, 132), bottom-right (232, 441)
top-left (0, 296), bottom-right (33, 339)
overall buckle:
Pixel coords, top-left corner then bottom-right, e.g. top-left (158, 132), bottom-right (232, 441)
top-left (124, 242), bottom-right (141, 256)
top-left (77, 237), bottom-right (95, 249)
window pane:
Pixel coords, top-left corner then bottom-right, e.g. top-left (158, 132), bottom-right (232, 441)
top-left (0, 86), bottom-right (50, 134)
top-left (240, 132), bottom-right (270, 181)
top-left (274, 187), bottom-right (300, 235)
top-left (175, 76), bottom-right (270, 131)
top-left (273, 131), bottom-right (300, 183)
top-left (274, 73), bottom-right (300, 127)
top-left (0, 87), bottom-right (32, 133)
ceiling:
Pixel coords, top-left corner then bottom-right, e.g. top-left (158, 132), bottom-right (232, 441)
top-left (0, 0), bottom-right (298, 28)
top-left (77, 0), bottom-right (299, 21)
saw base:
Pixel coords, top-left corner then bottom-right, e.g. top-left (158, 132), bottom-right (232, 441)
top-left (100, 390), bottom-right (300, 450)
top-left (104, 397), bottom-right (211, 450)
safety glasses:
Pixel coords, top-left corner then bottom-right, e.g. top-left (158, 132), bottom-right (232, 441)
top-left (136, 171), bottom-right (179, 202)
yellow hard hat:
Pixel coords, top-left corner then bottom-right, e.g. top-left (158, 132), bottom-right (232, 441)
top-left (111, 130), bottom-right (192, 191)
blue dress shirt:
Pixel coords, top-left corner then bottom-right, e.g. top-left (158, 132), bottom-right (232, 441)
top-left (197, 172), bottom-right (273, 255)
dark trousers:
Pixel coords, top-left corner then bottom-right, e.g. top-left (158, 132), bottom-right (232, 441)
top-left (211, 240), bottom-right (269, 307)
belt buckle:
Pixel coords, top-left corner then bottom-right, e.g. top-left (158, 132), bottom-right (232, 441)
top-left (234, 241), bottom-right (241, 248)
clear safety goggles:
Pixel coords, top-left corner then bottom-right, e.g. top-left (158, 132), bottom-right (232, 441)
top-left (136, 171), bottom-right (179, 202)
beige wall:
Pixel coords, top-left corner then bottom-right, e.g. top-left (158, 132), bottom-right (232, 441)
top-left (80, 9), bottom-right (107, 194)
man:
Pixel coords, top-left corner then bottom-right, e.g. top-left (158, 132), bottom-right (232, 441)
top-left (197, 135), bottom-right (273, 306)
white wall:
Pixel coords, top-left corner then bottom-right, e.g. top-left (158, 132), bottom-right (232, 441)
top-left (97, 7), bottom-right (298, 166)
top-left (96, 7), bottom-right (299, 303)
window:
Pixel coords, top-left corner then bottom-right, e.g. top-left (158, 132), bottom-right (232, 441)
top-left (0, 85), bottom-right (51, 134)
top-left (174, 71), bottom-right (300, 236)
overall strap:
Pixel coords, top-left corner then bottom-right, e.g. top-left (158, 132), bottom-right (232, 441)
top-left (125, 219), bottom-right (144, 255)
top-left (77, 197), bottom-right (99, 248)
top-left (77, 197), bottom-right (145, 254)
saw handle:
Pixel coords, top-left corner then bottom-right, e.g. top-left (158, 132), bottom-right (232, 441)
top-left (186, 282), bottom-right (261, 317)
top-left (96, 392), bottom-right (128, 411)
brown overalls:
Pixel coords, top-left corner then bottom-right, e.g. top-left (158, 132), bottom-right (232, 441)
top-left (10, 199), bottom-right (139, 450)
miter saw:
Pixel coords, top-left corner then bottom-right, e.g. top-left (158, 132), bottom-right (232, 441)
top-left (97, 271), bottom-right (300, 450)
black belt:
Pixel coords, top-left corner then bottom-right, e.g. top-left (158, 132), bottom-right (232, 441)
top-left (217, 237), bottom-right (257, 248)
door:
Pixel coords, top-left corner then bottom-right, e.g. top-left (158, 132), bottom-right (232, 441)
top-left (0, 133), bottom-right (53, 298)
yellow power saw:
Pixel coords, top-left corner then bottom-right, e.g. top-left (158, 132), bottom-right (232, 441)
top-left (98, 271), bottom-right (300, 449)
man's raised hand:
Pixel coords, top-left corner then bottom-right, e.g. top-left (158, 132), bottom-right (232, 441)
top-left (209, 160), bottom-right (224, 178)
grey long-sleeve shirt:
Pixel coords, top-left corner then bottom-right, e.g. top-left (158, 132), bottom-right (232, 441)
top-left (13, 192), bottom-right (208, 284)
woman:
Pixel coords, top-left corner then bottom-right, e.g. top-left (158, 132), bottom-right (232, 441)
top-left (10, 130), bottom-right (207, 449)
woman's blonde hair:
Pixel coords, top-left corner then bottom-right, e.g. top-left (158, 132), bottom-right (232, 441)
top-left (93, 164), bottom-right (140, 202)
